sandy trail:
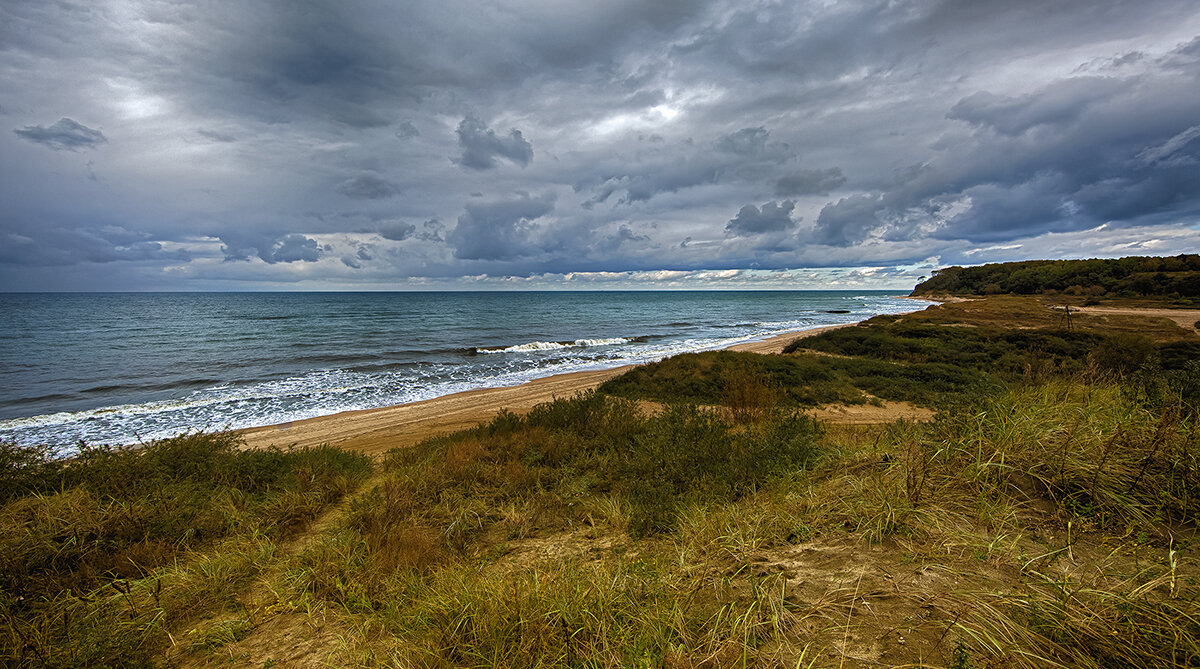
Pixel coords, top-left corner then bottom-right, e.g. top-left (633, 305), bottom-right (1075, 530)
top-left (1073, 306), bottom-right (1200, 332)
top-left (238, 325), bottom-right (852, 457)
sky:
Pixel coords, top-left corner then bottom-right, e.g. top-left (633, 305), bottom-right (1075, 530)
top-left (2, 0), bottom-right (1199, 291)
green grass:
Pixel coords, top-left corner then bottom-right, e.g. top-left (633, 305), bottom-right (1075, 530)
top-left (785, 313), bottom-right (1200, 383)
top-left (271, 376), bottom-right (1200, 667)
top-left (5, 295), bottom-right (1200, 667)
top-left (0, 432), bottom-right (372, 668)
top-left (598, 348), bottom-right (988, 409)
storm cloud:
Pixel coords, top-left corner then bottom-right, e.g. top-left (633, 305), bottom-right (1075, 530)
top-left (726, 201), bottom-right (797, 236)
top-left (775, 168), bottom-right (846, 197)
top-left (219, 232), bottom-right (323, 264)
top-left (1, 0), bottom-right (1197, 290)
top-left (14, 118), bottom-right (106, 151)
top-left (448, 194), bottom-right (555, 261)
top-left (455, 116), bottom-right (534, 170)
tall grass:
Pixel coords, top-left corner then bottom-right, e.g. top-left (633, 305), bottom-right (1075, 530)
top-left (0, 432), bottom-right (372, 668)
top-left (291, 547), bottom-right (811, 667)
top-left (913, 380), bottom-right (1200, 528)
top-left (276, 375), bottom-right (1200, 667)
top-left (839, 379), bottom-right (1200, 667)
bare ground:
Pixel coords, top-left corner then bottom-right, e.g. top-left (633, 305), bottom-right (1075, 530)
top-left (1074, 305), bottom-right (1200, 333)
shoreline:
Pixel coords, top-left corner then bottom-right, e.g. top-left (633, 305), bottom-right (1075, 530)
top-left (238, 323), bottom-right (858, 456)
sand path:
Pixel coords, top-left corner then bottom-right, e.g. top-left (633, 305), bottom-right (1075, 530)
top-left (1074, 305), bottom-right (1200, 332)
top-left (238, 325), bottom-right (851, 457)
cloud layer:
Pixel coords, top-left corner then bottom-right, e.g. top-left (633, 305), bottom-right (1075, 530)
top-left (1, 0), bottom-right (1197, 290)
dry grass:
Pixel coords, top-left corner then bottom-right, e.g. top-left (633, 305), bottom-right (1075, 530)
top-left (6, 298), bottom-right (1200, 667)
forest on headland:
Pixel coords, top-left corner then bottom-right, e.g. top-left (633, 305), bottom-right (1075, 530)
top-left (912, 254), bottom-right (1200, 301)
top-left (3, 256), bottom-right (1200, 668)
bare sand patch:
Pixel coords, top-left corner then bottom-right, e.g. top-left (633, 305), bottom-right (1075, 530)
top-left (1074, 305), bottom-right (1200, 333)
top-left (811, 400), bottom-right (934, 424)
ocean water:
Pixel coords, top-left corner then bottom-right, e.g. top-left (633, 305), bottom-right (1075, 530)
top-left (0, 291), bottom-right (929, 449)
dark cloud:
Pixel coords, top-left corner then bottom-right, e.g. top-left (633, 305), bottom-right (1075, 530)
top-left (395, 121), bottom-right (420, 139)
top-left (774, 168), bottom-right (846, 196)
top-left (0, 226), bottom-right (187, 266)
top-left (335, 174), bottom-right (402, 200)
top-left (579, 127), bottom-right (799, 207)
top-left (2, 0), bottom-right (1198, 288)
top-left (814, 194), bottom-right (887, 246)
top-left (811, 34), bottom-right (1200, 248)
top-left (598, 224), bottom-right (651, 252)
top-left (14, 118), bottom-right (106, 151)
top-left (220, 232), bottom-right (323, 264)
top-left (448, 194), bottom-right (554, 260)
top-left (726, 201), bottom-right (797, 236)
top-left (271, 234), bottom-right (322, 262)
top-left (417, 219), bottom-right (445, 242)
top-left (455, 116), bottom-right (534, 170)
top-left (378, 222), bottom-right (415, 241)
top-left (946, 77), bottom-right (1124, 136)
top-left (583, 162), bottom-right (722, 206)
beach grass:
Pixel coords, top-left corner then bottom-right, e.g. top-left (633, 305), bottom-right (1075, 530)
top-left (260, 375), bottom-right (1198, 667)
top-left (0, 432), bottom-right (372, 667)
top-left (3, 294), bottom-right (1200, 667)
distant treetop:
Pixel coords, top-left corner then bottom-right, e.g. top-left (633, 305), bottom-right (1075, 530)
top-left (911, 255), bottom-right (1200, 299)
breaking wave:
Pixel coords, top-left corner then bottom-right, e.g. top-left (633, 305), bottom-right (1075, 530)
top-left (473, 337), bottom-right (631, 354)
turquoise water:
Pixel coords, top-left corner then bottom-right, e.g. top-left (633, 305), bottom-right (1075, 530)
top-left (0, 291), bottom-right (928, 448)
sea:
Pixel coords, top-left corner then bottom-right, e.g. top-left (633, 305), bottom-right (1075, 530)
top-left (0, 291), bottom-right (930, 450)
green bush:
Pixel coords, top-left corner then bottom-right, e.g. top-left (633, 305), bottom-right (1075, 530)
top-left (1089, 333), bottom-right (1157, 378)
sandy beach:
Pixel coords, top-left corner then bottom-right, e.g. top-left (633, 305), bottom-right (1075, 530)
top-left (238, 323), bottom-right (876, 457)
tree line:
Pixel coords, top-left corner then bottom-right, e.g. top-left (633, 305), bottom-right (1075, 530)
top-left (912, 255), bottom-right (1200, 299)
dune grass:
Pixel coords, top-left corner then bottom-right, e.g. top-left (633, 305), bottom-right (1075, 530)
top-left (269, 371), bottom-right (1200, 667)
top-left (0, 432), bottom-right (372, 668)
top-left (598, 348), bottom-right (988, 409)
top-left (3, 296), bottom-right (1200, 667)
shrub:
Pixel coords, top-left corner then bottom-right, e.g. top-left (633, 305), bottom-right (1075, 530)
top-left (620, 404), bottom-right (822, 536)
top-left (1089, 332), bottom-right (1157, 378)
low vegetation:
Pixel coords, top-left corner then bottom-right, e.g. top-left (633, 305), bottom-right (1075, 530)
top-left (0, 433), bottom-right (372, 667)
top-left (786, 315), bottom-right (1200, 380)
top-left (912, 254), bottom-right (1200, 302)
top-left (288, 371), bottom-right (1200, 667)
top-left (599, 349), bottom-right (986, 409)
top-left (3, 291), bottom-right (1200, 667)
